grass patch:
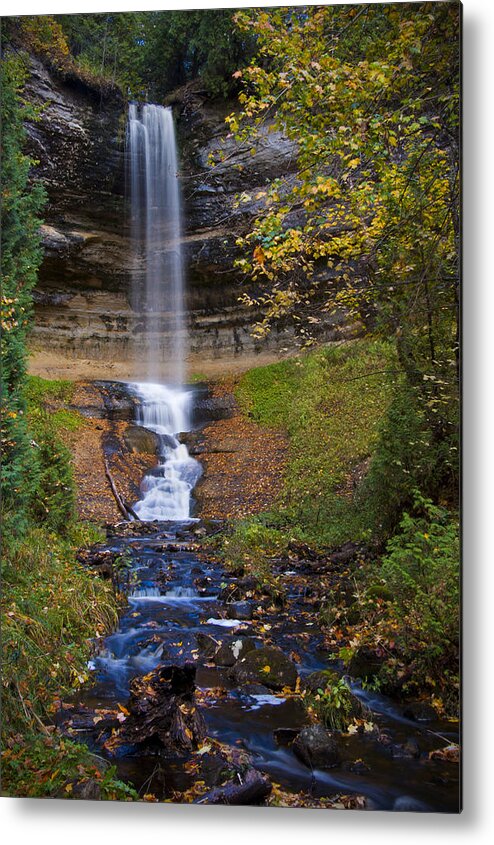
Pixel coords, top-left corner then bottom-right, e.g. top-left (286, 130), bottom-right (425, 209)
top-left (25, 375), bottom-right (75, 405)
top-left (1, 524), bottom-right (117, 737)
top-left (236, 339), bottom-right (396, 545)
top-left (219, 518), bottom-right (288, 600)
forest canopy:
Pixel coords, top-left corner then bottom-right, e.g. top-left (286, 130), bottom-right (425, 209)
top-left (3, 9), bottom-right (254, 99)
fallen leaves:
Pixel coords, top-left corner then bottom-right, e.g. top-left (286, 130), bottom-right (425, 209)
top-left (429, 744), bottom-right (460, 764)
top-left (197, 378), bottom-right (288, 520)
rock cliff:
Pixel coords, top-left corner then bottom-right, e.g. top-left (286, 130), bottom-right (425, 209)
top-left (25, 60), bottom-right (348, 373)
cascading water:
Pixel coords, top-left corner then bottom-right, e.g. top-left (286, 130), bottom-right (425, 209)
top-left (129, 383), bottom-right (201, 521)
top-left (127, 104), bottom-right (201, 520)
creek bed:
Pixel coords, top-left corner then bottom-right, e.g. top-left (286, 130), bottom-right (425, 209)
top-left (66, 521), bottom-right (460, 810)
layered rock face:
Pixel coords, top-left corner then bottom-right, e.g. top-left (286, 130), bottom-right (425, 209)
top-left (26, 62), bottom-right (348, 371)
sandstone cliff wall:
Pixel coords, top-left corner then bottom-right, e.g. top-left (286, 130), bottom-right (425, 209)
top-left (25, 60), bottom-right (348, 371)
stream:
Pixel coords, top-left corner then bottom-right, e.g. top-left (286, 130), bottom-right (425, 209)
top-left (66, 384), bottom-right (459, 811)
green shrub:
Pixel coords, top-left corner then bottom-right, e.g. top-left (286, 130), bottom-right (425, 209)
top-left (1, 526), bottom-right (118, 739)
top-left (359, 382), bottom-right (459, 539)
top-left (338, 493), bottom-right (460, 714)
top-left (28, 409), bottom-right (77, 534)
top-left (304, 674), bottom-right (359, 732)
top-left (221, 519), bottom-right (287, 599)
top-left (0, 54), bottom-right (46, 534)
top-left (380, 494), bottom-right (459, 669)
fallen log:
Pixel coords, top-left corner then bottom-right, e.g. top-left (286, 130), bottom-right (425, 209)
top-left (194, 769), bottom-right (272, 805)
top-left (104, 456), bottom-right (137, 521)
top-left (124, 500), bottom-right (140, 521)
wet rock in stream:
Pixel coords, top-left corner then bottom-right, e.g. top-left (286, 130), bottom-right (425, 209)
top-left (293, 725), bottom-right (341, 770)
top-left (230, 645), bottom-right (299, 691)
top-left (226, 601), bottom-right (253, 621)
top-left (214, 637), bottom-right (256, 667)
top-left (402, 700), bottom-right (438, 723)
top-left (123, 425), bottom-right (160, 455)
top-left (193, 768), bottom-right (272, 806)
top-left (196, 632), bottom-right (220, 658)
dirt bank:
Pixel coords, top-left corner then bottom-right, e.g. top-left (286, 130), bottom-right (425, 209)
top-left (28, 349), bottom-right (295, 382)
top-left (193, 377), bottom-right (288, 520)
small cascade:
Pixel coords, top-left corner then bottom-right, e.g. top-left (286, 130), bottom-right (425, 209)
top-left (130, 383), bottom-right (202, 521)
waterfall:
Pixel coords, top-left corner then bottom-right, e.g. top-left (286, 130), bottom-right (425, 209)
top-left (128, 103), bottom-right (185, 384)
top-left (127, 105), bottom-right (201, 520)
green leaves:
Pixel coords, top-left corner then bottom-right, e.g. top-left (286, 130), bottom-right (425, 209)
top-left (1, 55), bottom-right (46, 531)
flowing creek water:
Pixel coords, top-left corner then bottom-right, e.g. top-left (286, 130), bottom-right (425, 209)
top-left (66, 386), bottom-right (460, 811)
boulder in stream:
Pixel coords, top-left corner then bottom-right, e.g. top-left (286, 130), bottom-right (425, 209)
top-left (226, 601), bottom-right (253, 621)
top-left (123, 425), bottom-right (160, 455)
top-left (195, 632), bottom-right (220, 658)
top-left (214, 637), bottom-right (256, 667)
top-left (293, 724), bottom-right (341, 770)
top-left (230, 646), bottom-right (299, 691)
top-left (402, 700), bottom-right (438, 723)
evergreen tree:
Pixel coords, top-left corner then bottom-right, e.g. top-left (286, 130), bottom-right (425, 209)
top-left (1, 51), bottom-right (46, 530)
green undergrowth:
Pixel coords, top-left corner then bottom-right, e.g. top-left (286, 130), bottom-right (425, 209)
top-left (2, 735), bottom-right (137, 800)
top-left (1, 376), bottom-right (131, 798)
top-left (226, 342), bottom-right (459, 712)
top-left (236, 339), bottom-right (396, 546)
top-left (335, 495), bottom-right (460, 715)
top-left (219, 520), bottom-right (289, 601)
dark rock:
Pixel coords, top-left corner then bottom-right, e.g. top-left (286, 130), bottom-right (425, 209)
top-left (403, 737), bottom-right (421, 759)
top-left (389, 739), bottom-right (421, 760)
top-left (288, 539), bottom-right (320, 561)
top-left (193, 575), bottom-right (215, 596)
top-left (303, 670), bottom-right (340, 695)
top-left (230, 646), bottom-right (298, 691)
top-left (95, 382), bottom-right (139, 422)
top-left (226, 601), bottom-right (253, 621)
top-left (193, 768), bottom-right (272, 806)
top-left (214, 637), bottom-right (256, 668)
top-left (328, 541), bottom-right (366, 566)
top-left (273, 727), bottom-right (300, 746)
top-left (196, 632), bottom-right (220, 658)
top-left (197, 752), bottom-right (232, 788)
top-left (240, 683), bottom-right (271, 696)
top-left (66, 779), bottom-right (102, 800)
top-left (123, 425), bottom-right (159, 455)
top-left (345, 759), bottom-right (371, 775)
top-left (402, 701), bottom-right (438, 723)
top-left (191, 395), bottom-right (236, 425)
top-left (293, 725), bottom-right (341, 770)
top-left (219, 577), bottom-right (257, 603)
top-left (347, 646), bottom-right (384, 681)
